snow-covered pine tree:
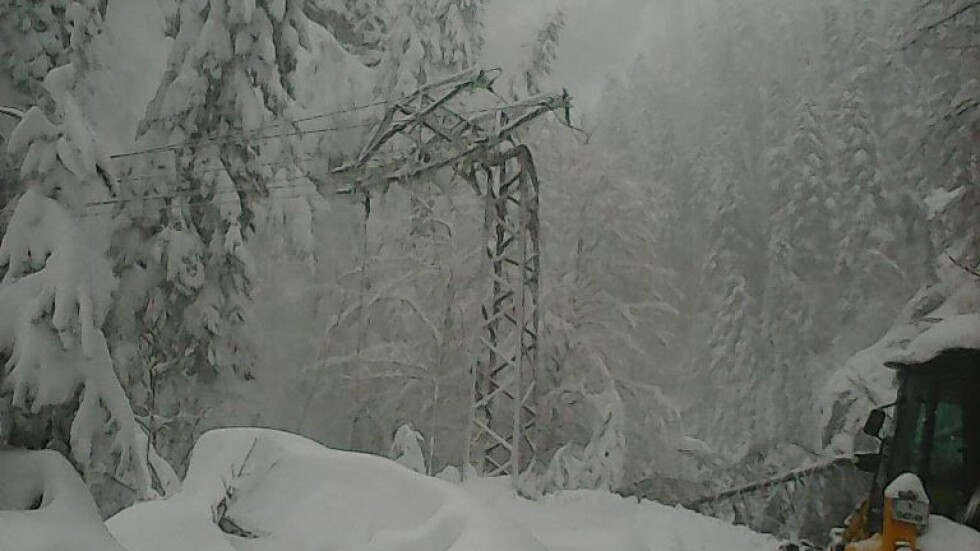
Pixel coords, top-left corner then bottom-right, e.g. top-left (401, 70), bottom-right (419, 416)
top-left (904, 1), bottom-right (980, 268)
top-left (874, 53), bottom-right (933, 281)
top-left (758, 98), bottom-right (836, 442)
top-left (374, 0), bottom-right (440, 97)
top-left (113, 0), bottom-right (313, 379)
top-left (0, 0), bottom-right (104, 98)
top-left (0, 61), bottom-right (153, 497)
top-left (437, 0), bottom-right (484, 71)
top-left (510, 8), bottom-right (565, 98)
top-left (372, 0), bottom-right (485, 97)
top-left (110, 1), bottom-right (316, 468)
top-left (333, 0), bottom-right (387, 62)
top-left (760, 148), bottom-right (811, 439)
top-left (696, 153), bottom-right (758, 445)
top-left (833, 79), bottom-right (892, 321)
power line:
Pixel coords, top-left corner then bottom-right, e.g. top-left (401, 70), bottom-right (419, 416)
top-left (136, 96), bottom-right (392, 130)
top-left (2, 101), bottom-right (541, 182)
top-left (83, 189), bottom-right (317, 219)
top-left (0, 95), bottom-right (552, 218)
top-left (114, 80), bottom-right (494, 159)
top-left (82, 174), bottom-right (321, 214)
top-left (0, 173), bottom-right (323, 223)
top-left (115, 150), bottom-right (336, 186)
top-left (110, 120), bottom-right (378, 160)
top-left (3, 131), bottom-right (423, 216)
top-left (131, 71), bottom-right (499, 135)
top-left (109, 102), bottom-right (531, 161)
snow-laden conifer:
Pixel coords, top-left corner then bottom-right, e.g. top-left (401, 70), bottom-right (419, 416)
top-left (112, 0), bottom-right (315, 386)
top-left (0, 62), bottom-right (152, 496)
top-left (0, 0), bottom-right (104, 97)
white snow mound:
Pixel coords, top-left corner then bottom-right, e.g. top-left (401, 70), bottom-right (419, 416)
top-left (463, 477), bottom-right (778, 551)
top-left (919, 515), bottom-right (980, 550)
top-left (0, 449), bottom-right (127, 551)
top-left (107, 428), bottom-right (547, 551)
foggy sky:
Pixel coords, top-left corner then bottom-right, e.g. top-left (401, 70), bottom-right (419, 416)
top-left (484, 0), bottom-right (652, 111)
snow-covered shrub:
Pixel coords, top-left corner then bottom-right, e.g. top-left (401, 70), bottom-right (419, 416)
top-left (436, 464), bottom-right (462, 483)
top-left (541, 381), bottom-right (626, 493)
top-left (0, 62), bottom-right (152, 496)
top-left (390, 422), bottom-right (427, 474)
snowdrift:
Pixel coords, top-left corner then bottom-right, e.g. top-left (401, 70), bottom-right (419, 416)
top-left (465, 478), bottom-right (777, 551)
top-left (107, 428), bottom-right (547, 551)
top-left (920, 515), bottom-right (980, 550)
top-left (818, 260), bottom-right (980, 452)
top-left (106, 428), bottom-right (782, 551)
top-left (0, 449), bottom-right (127, 551)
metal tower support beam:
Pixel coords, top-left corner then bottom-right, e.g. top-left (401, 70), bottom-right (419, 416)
top-left (466, 145), bottom-right (541, 483)
top-left (332, 69), bottom-right (568, 485)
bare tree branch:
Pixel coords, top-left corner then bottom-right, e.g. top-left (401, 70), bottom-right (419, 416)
top-left (948, 255), bottom-right (980, 279)
top-left (911, 0), bottom-right (980, 46)
top-left (0, 107), bottom-right (24, 121)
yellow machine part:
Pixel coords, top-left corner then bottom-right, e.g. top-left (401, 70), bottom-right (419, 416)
top-left (844, 498), bottom-right (920, 551)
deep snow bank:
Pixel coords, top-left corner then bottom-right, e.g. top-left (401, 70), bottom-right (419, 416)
top-left (107, 428), bottom-right (546, 551)
top-left (464, 478), bottom-right (778, 551)
top-left (107, 428), bottom-right (780, 551)
top-left (920, 515), bottom-right (980, 550)
top-left (0, 449), bottom-right (127, 551)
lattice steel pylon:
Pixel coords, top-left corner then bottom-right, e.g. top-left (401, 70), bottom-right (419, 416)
top-left (467, 145), bottom-right (542, 482)
top-left (330, 68), bottom-right (569, 486)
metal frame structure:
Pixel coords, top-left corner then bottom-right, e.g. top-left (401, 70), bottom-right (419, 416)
top-left (333, 68), bottom-right (569, 484)
top-left (468, 144), bottom-right (542, 480)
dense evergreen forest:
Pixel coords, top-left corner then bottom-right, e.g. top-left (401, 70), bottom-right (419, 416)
top-left (0, 1), bottom-right (977, 546)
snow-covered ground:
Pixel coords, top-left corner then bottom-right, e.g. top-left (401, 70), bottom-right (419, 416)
top-left (0, 449), bottom-right (127, 551)
top-left (107, 428), bottom-right (546, 551)
top-left (6, 428), bottom-right (980, 550)
top-left (463, 478), bottom-right (776, 551)
top-left (102, 428), bottom-right (777, 551)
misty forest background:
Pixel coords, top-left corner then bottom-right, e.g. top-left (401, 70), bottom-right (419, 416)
top-left (0, 0), bottom-right (977, 541)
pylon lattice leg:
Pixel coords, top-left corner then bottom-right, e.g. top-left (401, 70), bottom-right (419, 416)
top-left (466, 146), bottom-right (541, 485)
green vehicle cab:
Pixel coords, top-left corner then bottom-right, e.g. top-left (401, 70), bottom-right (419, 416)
top-left (836, 348), bottom-right (980, 551)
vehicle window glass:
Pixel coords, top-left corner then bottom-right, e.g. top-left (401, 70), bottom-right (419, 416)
top-left (906, 390), bottom-right (928, 473)
top-left (930, 400), bottom-right (964, 479)
top-left (927, 385), bottom-right (966, 517)
top-left (889, 381), bottom-right (928, 478)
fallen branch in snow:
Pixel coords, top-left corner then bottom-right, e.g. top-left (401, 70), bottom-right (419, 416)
top-left (0, 106), bottom-right (24, 121)
top-left (948, 255), bottom-right (980, 280)
top-left (211, 437), bottom-right (267, 539)
top-left (910, 1), bottom-right (980, 47)
top-left (685, 455), bottom-right (855, 509)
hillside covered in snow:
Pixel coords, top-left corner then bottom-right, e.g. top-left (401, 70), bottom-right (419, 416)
top-left (1, 0), bottom-right (979, 548)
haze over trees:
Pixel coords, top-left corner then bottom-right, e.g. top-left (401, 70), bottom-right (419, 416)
top-left (0, 0), bottom-right (976, 542)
